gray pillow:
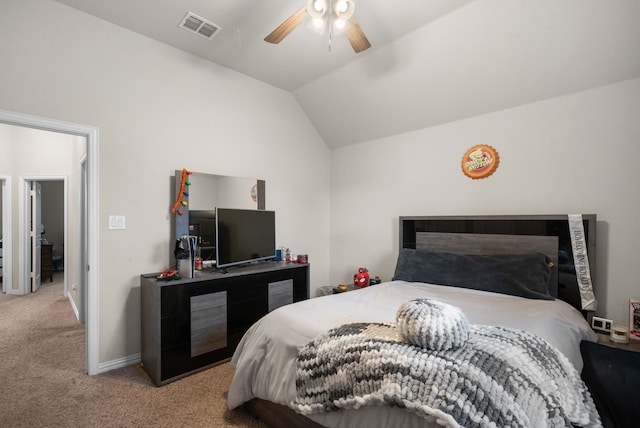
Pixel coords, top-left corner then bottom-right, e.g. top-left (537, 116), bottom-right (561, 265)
top-left (393, 248), bottom-right (553, 300)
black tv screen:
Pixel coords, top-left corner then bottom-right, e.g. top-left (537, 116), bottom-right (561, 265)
top-left (215, 208), bottom-right (276, 268)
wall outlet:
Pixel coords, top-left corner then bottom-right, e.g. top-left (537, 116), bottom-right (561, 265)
top-left (592, 316), bottom-right (613, 333)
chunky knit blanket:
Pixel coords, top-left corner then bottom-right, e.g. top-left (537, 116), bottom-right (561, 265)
top-left (291, 299), bottom-right (601, 428)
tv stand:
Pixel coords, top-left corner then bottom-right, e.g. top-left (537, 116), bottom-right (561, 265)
top-left (140, 261), bottom-right (309, 386)
top-left (215, 258), bottom-right (275, 274)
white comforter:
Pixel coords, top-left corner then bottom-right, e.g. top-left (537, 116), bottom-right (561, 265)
top-left (228, 281), bottom-right (597, 427)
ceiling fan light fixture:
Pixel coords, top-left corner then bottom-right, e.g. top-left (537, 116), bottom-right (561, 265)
top-left (309, 17), bottom-right (327, 34)
top-left (333, 0), bottom-right (355, 21)
top-left (307, 0), bottom-right (328, 18)
top-left (333, 18), bottom-right (346, 30)
top-left (265, 0), bottom-right (370, 53)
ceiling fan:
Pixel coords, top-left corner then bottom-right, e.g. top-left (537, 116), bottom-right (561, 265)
top-left (264, 0), bottom-right (371, 53)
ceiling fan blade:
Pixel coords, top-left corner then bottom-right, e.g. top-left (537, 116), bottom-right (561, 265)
top-left (344, 17), bottom-right (371, 53)
top-left (264, 7), bottom-right (308, 44)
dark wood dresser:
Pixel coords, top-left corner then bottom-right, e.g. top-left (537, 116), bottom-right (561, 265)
top-left (41, 243), bottom-right (53, 283)
top-left (140, 261), bottom-right (310, 386)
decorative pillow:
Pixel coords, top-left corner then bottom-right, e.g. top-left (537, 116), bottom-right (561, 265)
top-left (396, 298), bottom-right (469, 351)
top-left (393, 248), bottom-right (553, 300)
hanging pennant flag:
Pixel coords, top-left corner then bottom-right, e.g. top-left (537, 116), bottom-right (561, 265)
top-left (568, 214), bottom-right (597, 311)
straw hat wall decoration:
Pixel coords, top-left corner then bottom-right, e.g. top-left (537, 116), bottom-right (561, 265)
top-left (461, 145), bottom-right (500, 179)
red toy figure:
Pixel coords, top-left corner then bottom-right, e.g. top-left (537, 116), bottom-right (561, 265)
top-left (354, 267), bottom-right (370, 288)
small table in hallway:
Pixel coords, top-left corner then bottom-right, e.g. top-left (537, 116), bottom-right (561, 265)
top-left (41, 243), bottom-right (53, 283)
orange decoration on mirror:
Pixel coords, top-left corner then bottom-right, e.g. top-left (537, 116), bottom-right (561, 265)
top-left (461, 145), bottom-right (499, 180)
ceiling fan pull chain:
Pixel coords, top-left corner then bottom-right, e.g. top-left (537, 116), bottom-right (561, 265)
top-left (329, 29), bottom-right (333, 52)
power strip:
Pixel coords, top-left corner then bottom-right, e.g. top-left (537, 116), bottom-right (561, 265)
top-left (591, 316), bottom-right (613, 333)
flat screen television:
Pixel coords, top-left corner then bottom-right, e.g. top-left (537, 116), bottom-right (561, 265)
top-left (215, 208), bottom-right (276, 269)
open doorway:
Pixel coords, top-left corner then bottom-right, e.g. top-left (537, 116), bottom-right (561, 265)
top-left (0, 109), bottom-right (99, 375)
top-left (19, 179), bottom-right (66, 297)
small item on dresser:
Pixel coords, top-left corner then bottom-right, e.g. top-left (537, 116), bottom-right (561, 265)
top-left (611, 326), bottom-right (629, 344)
top-left (353, 267), bottom-right (369, 288)
top-left (630, 298), bottom-right (640, 340)
top-left (369, 276), bottom-right (382, 286)
top-left (297, 254), bottom-right (308, 264)
top-left (157, 269), bottom-right (181, 281)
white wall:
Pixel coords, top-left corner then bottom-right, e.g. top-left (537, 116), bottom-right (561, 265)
top-left (0, 0), bottom-right (331, 365)
top-left (295, 0), bottom-right (640, 148)
top-left (0, 125), bottom-right (84, 313)
top-left (330, 77), bottom-right (640, 327)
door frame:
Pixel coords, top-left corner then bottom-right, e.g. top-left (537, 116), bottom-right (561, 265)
top-left (79, 154), bottom-right (88, 323)
top-left (1, 176), bottom-right (11, 294)
top-left (0, 109), bottom-right (99, 376)
top-left (19, 177), bottom-right (68, 295)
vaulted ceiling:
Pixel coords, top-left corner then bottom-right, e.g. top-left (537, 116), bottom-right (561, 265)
top-left (53, 0), bottom-right (640, 148)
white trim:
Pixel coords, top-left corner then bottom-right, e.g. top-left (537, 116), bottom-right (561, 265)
top-left (0, 109), bottom-right (100, 376)
top-left (0, 176), bottom-right (12, 294)
top-left (68, 292), bottom-right (80, 320)
top-left (18, 179), bottom-right (30, 295)
top-left (63, 178), bottom-right (69, 298)
top-left (97, 353), bottom-right (141, 374)
top-left (79, 152), bottom-right (88, 324)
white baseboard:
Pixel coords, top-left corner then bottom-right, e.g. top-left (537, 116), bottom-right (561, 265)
top-left (97, 353), bottom-right (141, 374)
top-left (67, 292), bottom-right (80, 320)
top-left (65, 294), bottom-right (141, 375)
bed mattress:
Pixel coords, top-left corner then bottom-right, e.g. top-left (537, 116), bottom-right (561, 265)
top-left (228, 281), bottom-right (598, 427)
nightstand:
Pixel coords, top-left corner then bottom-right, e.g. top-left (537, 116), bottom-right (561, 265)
top-left (316, 286), bottom-right (334, 297)
top-left (596, 332), bottom-right (640, 352)
top-left (580, 335), bottom-right (640, 428)
top-left (333, 284), bottom-right (360, 293)
top-left (316, 284), bottom-right (370, 296)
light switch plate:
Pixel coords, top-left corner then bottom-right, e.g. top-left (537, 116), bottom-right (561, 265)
top-left (108, 215), bottom-right (126, 230)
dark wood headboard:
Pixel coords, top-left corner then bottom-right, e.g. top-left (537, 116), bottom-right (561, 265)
top-left (399, 215), bottom-right (597, 311)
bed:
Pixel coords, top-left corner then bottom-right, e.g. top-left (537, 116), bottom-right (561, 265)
top-left (228, 215), bottom-right (601, 427)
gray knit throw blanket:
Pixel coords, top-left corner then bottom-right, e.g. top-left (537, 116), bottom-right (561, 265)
top-left (291, 299), bottom-right (601, 428)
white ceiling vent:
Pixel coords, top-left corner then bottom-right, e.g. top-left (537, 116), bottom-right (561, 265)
top-left (179, 12), bottom-right (222, 40)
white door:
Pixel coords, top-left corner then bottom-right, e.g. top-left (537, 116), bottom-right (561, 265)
top-left (31, 181), bottom-right (42, 292)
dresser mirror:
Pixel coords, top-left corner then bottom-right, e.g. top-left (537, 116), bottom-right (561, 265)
top-left (172, 171), bottom-right (265, 266)
top-left (188, 173), bottom-right (264, 211)
top-left (174, 170), bottom-right (266, 238)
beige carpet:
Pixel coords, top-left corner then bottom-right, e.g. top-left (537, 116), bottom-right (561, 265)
top-left (0, 273), bottom-right (268, 428)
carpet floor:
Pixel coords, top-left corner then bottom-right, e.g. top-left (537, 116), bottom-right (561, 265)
top-left (0, 273), bottom-right (268, 427)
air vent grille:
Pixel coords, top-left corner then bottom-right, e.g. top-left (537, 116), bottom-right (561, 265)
top-left (179, 12), bottom-right (222, 40)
